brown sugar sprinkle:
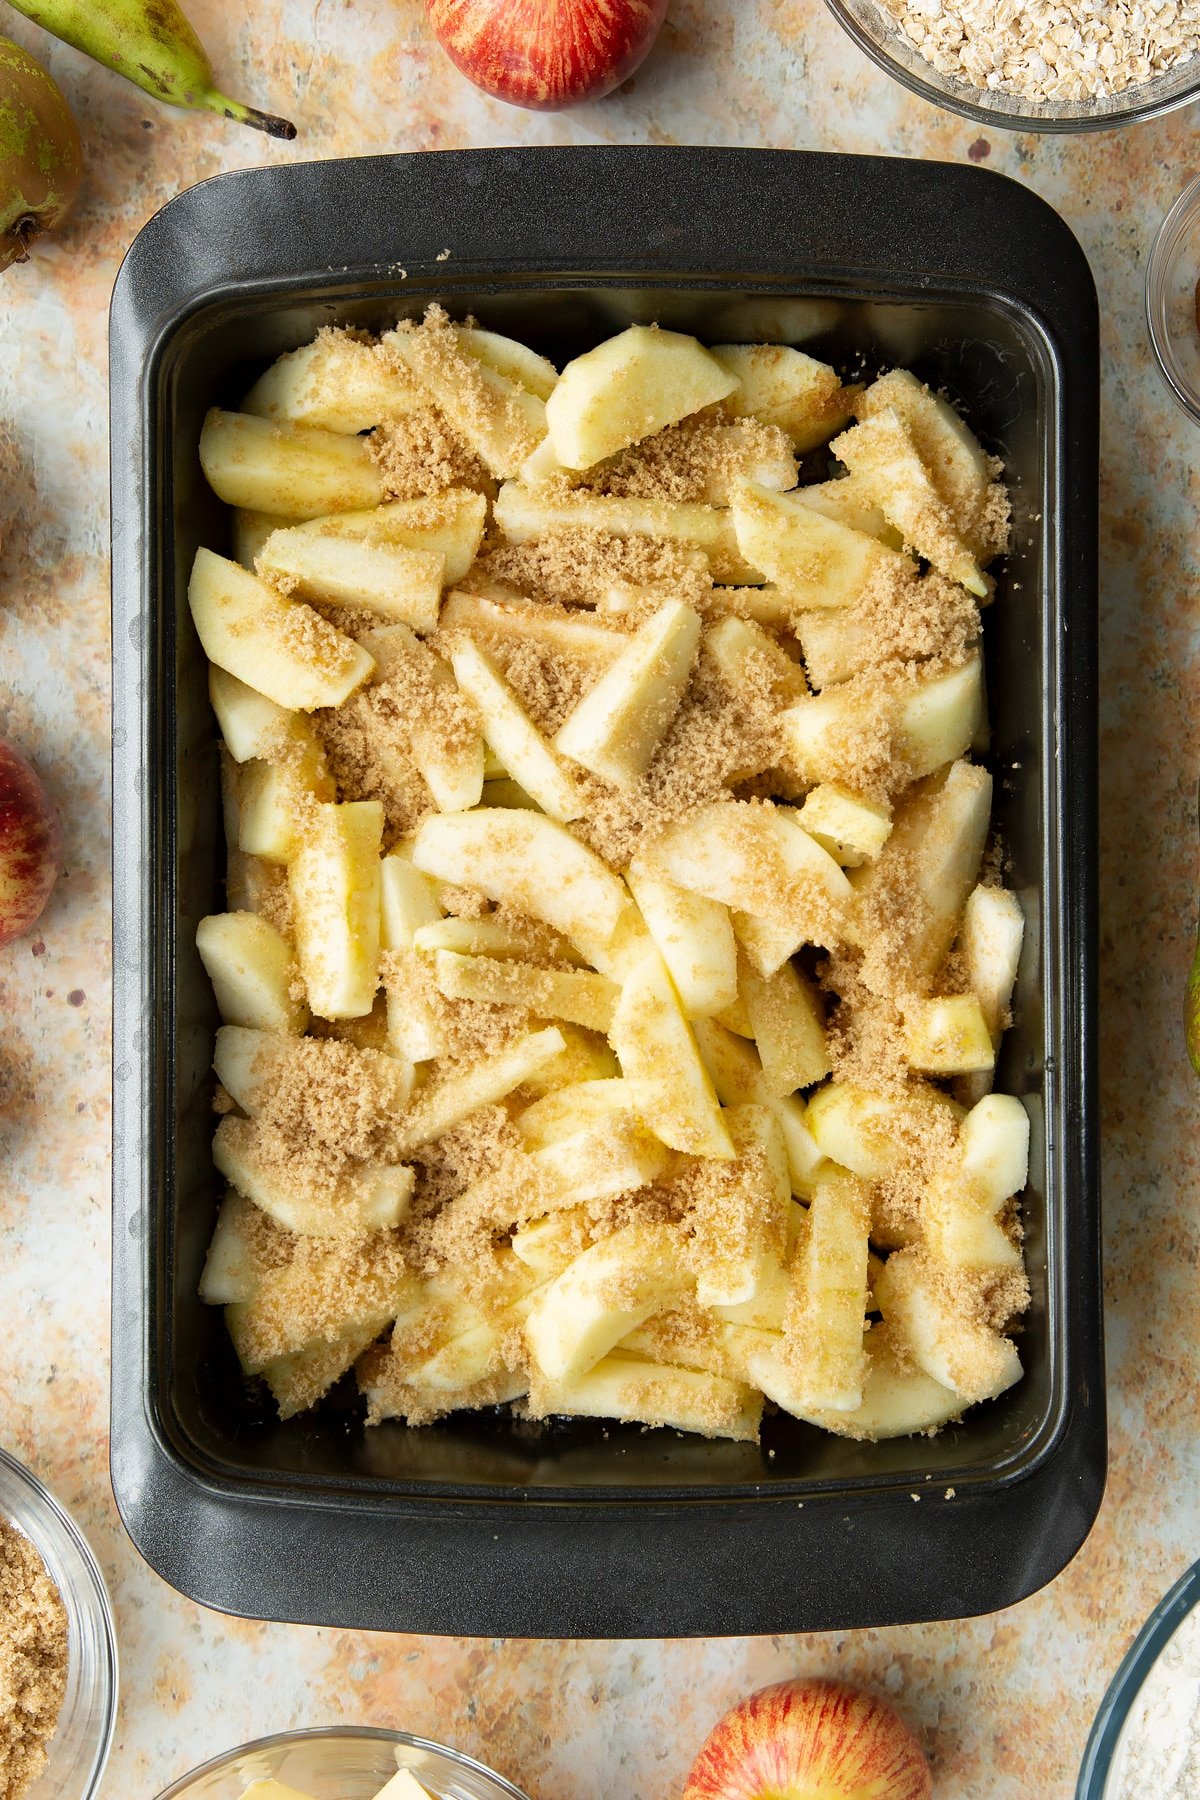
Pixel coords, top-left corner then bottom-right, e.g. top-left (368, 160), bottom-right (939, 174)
top-left (847, 565), bottom-right (980, 670)
top-left (0, 1519), bottom-right (67, 1800)
top-left (369, 404), bottom-right (493, 500)
top-left (381, 304), bottom-right (538, 476)
top-left (380, 949), bottom-right (529, 1067)
top-left (581, 411), bottom-right (796, 506)
top-left (227, 1214), bottom-right (410, 1367)
top-left (274, 596), bottom-right (361, 682)
top-left (571, 664), bottom-right (776, 870)
top-left (434, 617), bottom-right (593, 738)
top-left (481, 528), bottom-right (712, 614)
top-left (312, 687), bottom-right (433, 844)
top-left (250, 1036), bottom-right (412, 1190)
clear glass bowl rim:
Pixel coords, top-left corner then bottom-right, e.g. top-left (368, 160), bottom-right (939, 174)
top-left (0, 1444), bottom-right (118, 1800)
top-left (822, 0), bottom-right (1200, 132)
top-left (1075, 1557), bottom-right (1200, 1797)
top-left (151, 1726), bottom-right (533, 1800)
top-left (1146, 168), bottom-right (1200, 427)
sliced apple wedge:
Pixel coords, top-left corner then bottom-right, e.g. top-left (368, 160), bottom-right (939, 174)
top-left (781, 1165), bottom-right (871, 1411)
top-left (450, 637), bottom-right (583, 821)
top-left (924, 1094), bottom-right (1028, 1273)
top-left (414, 913), bottom-right (579, 964)
top-left (195, 911), bottom-right (308, 1034)
top-left (515, 1077), bottom-right (639, 1148)
top-left (257, 528), bottom-right (445, 633)
top-left (198, 1191), bottom-right (262, 1306)
top-left (959, 882), bottom-right (1024, 1043)
top-left (781, 652), bottom-right (984, 788)
top-left (730, 481), bottom-right (915, 608)
top-left (752, 1320), bottom-right (963, 1440)
top-left (638, 800), bottom-right (852, 938)
top-left (704, 612), bottom-right (807, 707)
top-left (904, 993), bottom-right (995, 1075)
top-left (711, 343), bottom-right (855, 451)
top-left (689, 1103), bottom-right (792, 1307)
top-left (848, 758), bottom-right (992, 988)
top-left (856, 367), bottom-right (1000, 557)
top-left (609, 946), bottom-right (734, 1159)
top-left (379, 850), bottom-right (443, 949)
top-left (788, 471), bottom-right (905, 546)
top-left (382, 321), bottom-right (546, 477)
top-left (524, 1220), bottom-right (692, 1382)
top-left (238, 734), bottom-right (336, 864)
top-left (232, 507), bottom-right (286, 570)
top-left (493, 482), bottom-right (760, 585)
top-left (360, 624), bottom-right (485, 814)
top-left (625, 859), bottom-right (738, 1018)
top-left (241, 330), bottom-right (423, 432)
top-left (874, 1249), bottom-right (1023, 1405)
top-left (188, 549), bottom-right (374, 711)
top-left (545, 325), bottom-right (737, 468)
top-left (440, 589), bottom-right (627, 671)
top-left (412, 810), bottom-right (630, 967)
top-left (199, 408), bottom-right (384, 517)
top-left (288, 800), bottom-right (384, 1019)
top-left (214, 1115), bottom-right (413, 1237)
top-left (456, 325), bottom-right (558, 400)
top-left (286, 488), bottom-right (486, 586)
top-left (554, 600), bottom-right (701, 788)
top-left (739, 953), bottom-right (831, 1095)
top-left (392, 1026), bottom-right (566, 1153)
top-left (207, 667), bottom-right (306, 765)
top-left (531, 1353), bottom-right (763, 1442)
top-left (795, 784), bottom-right (892, 867)
top-left (832, 409), bottom-right (989, 595)
top-left (432, 950), bottom-right (618, 1034)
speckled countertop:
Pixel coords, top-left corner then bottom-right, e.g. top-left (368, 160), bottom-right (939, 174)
top-left (0, 4), bottom-right (1196, 1796)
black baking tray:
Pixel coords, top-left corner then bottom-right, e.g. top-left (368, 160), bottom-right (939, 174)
top-left (110, 146), bottom-right (1102, 1637)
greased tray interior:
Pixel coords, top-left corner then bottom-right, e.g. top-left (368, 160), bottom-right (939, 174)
top-left (111, 148), bottom-right (1100, 1633)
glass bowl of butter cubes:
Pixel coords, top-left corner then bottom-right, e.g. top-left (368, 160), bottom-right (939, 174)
top-left (152, 1728), bottom-right (530, 1800)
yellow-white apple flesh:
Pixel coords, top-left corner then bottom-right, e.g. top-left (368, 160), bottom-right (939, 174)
top-left (412, 809), bottom-right (630, 967)
top-left (682, 1677), bottom-right (932, 1800)
top-left (546, 324), bottom-right (737, 467)
top-left (199, 407), bottom-right (384, 518)
top-left (554, 599), bottom-right (701, 787)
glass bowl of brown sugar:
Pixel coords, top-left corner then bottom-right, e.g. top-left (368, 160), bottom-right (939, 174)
top-left (0, 1447), bottom-right (117, 1800)
top-left (824, 0), bottom-right (1200, 131)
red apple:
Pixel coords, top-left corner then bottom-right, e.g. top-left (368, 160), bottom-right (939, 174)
top-left (682, 1677), bottom-right (932, 1800)
top-left (425, 0), bottom-right (670, 110)
top-left (0, 739), bottom-right (63, 947)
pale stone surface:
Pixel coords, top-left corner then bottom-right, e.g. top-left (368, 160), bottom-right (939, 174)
top-left (0, 3), bottom-right (1197, 1796)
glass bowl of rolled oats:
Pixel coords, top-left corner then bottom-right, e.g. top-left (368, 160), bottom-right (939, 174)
top-left (0, 1447), bottom-right (117, 1800)
top-left (825, 0), bottom-right (1200, 130)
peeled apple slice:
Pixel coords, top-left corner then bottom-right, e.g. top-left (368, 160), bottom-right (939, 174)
top-left (554, 599), bottom-right (701, 787)
top-left (545, 324), bottom-right (738, 468)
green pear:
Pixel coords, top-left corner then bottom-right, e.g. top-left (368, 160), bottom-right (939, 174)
top-left (0, 36), bottom-right (82, 271)
top-left (7, 0), bottom-right (296, 137)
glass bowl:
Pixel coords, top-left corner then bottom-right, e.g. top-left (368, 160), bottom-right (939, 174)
top-left (0, 1446), bottom-right (117, 1800)
top-left (1076, 1558), bottom-right (1200, 1796)
top-left (824, 0), bottom-right (1200, 132)
top-left (152, 1728), bottom-right (532, 1800)
top-left (1147, 171), bottom-right (1200, 427)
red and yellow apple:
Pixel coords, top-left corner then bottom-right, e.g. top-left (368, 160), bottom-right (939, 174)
top-left (682, 1678), bottom-right (932, 1800)
top-left (0, 738), bottom-right (62, 947)
top-left (425, 0), bottom-right (670, 110)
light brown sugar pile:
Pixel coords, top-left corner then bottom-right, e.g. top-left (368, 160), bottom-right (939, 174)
top-left (0, 1519), bottom-right (68, 1800)
top-left (877, 0), bottom-right (1200, 103)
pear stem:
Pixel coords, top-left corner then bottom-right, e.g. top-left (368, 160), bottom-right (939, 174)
top-left (204, 89), bottom-right (297, 138)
